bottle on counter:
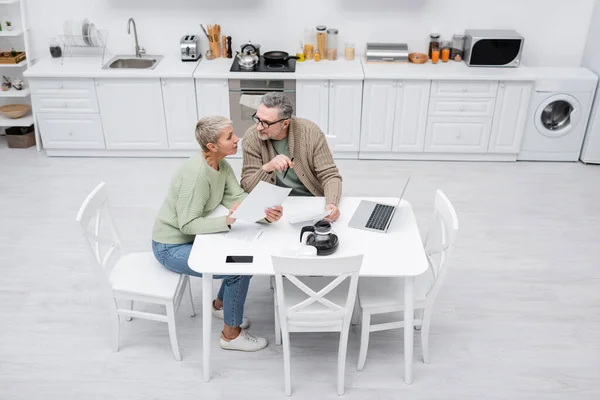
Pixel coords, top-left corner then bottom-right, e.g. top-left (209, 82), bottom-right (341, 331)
top-left (345, 41), bottom-right (355, 61)
top-left (316, 25), bottom-right (327, 60)
top-left (451, 34), bottom-right (464, 62)
top-left (296, 41), bottom-right (305, 62)
top-left (428, 32), bottom-right (440, 58)
top-left (326, 28), bottom-right (338, 60)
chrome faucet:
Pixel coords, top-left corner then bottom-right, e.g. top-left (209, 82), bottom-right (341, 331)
top-left (127, 17), bottom-right (145, 58)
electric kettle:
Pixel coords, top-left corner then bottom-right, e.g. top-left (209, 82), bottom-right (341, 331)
top-left (300, 219), bottom-right (339, 256)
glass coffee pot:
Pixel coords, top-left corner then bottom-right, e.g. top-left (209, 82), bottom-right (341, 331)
top-left (300, 219), bottom-right (339, 256)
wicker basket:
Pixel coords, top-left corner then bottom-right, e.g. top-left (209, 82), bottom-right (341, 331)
top-left (409, 52), bottom-right (429, 64)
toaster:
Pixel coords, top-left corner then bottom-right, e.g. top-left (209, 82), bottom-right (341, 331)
top-left (181, 34), bottom-right (201, 61)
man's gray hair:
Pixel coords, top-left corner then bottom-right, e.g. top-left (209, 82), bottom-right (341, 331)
top-left (261, 92), bottom-right (294, 119)
top-left (195, 115), bottom-right (232, 152)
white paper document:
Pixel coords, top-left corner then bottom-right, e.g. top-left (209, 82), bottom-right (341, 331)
top-left (231, 181), bottom-right (292, 222)
top-left (226, 221), bottom-right (264, 242)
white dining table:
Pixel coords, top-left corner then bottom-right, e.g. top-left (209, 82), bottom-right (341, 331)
top-left (188, 196), bottom-right (429, 385)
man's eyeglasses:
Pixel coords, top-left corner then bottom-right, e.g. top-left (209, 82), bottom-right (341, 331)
top-left (252, 112), bottom-right (289, 129)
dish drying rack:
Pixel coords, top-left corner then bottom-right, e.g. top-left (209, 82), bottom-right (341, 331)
top-left (58, 30), bottom-right (110, 65)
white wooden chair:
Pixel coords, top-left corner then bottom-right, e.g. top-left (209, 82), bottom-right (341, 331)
top-left (356, 190), bottom-right (459, 370)
top-left (272, 254), bottom-right (364, 396)
top-left (75, 182), bottom-right (195, 361)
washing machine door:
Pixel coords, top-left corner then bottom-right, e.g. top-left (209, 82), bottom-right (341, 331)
top-left (534, 94), bottom-right (581, 138)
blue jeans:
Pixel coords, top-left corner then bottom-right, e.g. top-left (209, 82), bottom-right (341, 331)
top-left (152, 240), bottom-right (252, 327)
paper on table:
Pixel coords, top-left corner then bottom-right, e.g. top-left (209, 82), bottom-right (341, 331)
top-left (231, 181), bottom-right (292, 222)
top-left (227, 221), bottom-right (263, 242)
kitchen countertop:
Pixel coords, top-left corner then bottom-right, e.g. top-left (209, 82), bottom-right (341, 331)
top-left (193, 57), bottom-right (364, 80)
top-left (361, 58), bottom-right (536, 81)
top-left (24, 55), bottom-right (201, 79)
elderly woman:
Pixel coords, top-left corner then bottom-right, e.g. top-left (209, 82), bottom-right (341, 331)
top-left (152, 116), bottom-right (283, 352)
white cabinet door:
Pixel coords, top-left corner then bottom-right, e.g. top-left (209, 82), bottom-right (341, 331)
top-left (489, 81), bottom-right (533, 153)
top-left (360, 80), bottom-right (397, 152)
top-left (328, 80), bottom-right (362, 151)
top-left (296, 80), bottom-right (330, 134)
top-left (37, 113), bottom-right (105, 149)
top-left (196, 79), bottom-right (230, 119)
top-left (425, 116), bottom-right (492, 153)
top-left (162, 78), bottom-right (199, 149)
top-left (392, 80), bottom-right (430, 152)
top-left (96, 79), bottom-right (168, 149)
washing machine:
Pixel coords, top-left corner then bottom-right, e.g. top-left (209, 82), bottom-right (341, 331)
top-left (518, 68), bottom-right (598, 161)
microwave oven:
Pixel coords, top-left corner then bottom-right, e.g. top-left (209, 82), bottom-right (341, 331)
top-left (463, 29), bottom-right (524, 67)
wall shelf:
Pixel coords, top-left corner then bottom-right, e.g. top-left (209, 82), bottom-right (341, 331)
top-left (0, 113), bottom-right (33, 127)
top-left (0, 30), bottom-right (23, 37)
top-left (0, 87), bottom-right (29, 97)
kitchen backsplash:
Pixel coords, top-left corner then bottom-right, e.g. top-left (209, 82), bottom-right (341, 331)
top-left (26, 0), bottom-right (594, 67)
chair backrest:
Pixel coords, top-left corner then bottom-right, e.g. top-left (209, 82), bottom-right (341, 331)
top-left (272, 254), bottom-right (363, 327)
top-left (75, 182), bottom-right (122, 287)
top-left (420, 190), bottom-right (459, 302)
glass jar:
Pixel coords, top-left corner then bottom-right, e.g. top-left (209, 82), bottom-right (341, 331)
top-left (326, 28), bottom-right (338, 60)
top-left (441, 40), bottom-right (451, 63)
top-left (304, 28), bottom-right (315, 60)
top-left (344, 41), bottom-right (355, 61)
top-left (316, 25), bottom-right (327, 60)
top-left (451, 34), bottom-right (464, 62)
top-left (428, 33), bottom-right (440, 58)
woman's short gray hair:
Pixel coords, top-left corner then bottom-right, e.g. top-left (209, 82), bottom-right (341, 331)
top-left (261, 92), bottom-right (294, 119)
top-left (195, 116), bottom-right (232, 151)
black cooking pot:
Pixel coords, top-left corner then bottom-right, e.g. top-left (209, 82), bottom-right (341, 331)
top-left (263, 51), bottom-right (299, 64)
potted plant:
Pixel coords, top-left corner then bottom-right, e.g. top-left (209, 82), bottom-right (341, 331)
top-left (5, 21), bottom-right (12, 31)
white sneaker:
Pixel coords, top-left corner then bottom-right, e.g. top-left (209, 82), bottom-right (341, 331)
top-left (220, 330), bottom-right (268, 352)
top-left (212, 305), bottom-right (250, 329)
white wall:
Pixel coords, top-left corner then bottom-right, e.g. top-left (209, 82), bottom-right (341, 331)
top-left (24, 0), bottom-right (595, 67)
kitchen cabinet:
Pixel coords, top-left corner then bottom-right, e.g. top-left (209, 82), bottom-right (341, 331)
top-left (196, 79), bottom-right (230, 120)
top-left (360, 80), bottom-right (397, 152)
top-left (328, 80), bottom-right (363, 151)
top-left (296, 80), bottom-right (330, 134)
top-left (424, 116), bottom-right (492, 153)
top-left (360, 80), bottom-right (430, 153)
top-left (36, 113), bottom-right (105, 149)
top-left (392, 80), bottom-right (430, 152)
top-left (162, 78), bottom-right (199, 149)
top-left (96, 79), bottom-right (168, 150)
top-left (488, 81), bottom-right (533, 153)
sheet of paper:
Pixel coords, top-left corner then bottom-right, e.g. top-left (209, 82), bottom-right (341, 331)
top-left (231, 181), bottom-right (292, 222)
top-left (226, 221), bottom-right (264, 242)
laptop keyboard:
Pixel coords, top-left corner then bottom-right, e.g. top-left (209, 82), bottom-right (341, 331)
top-left (365, 204), bottom-right (395, 231)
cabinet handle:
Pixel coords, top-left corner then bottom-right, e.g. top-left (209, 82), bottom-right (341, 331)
top-left (392, 82), bottom-right (396, 88)
top-left (398, 82), bottom-right (403, 88)
top-left (63, 103), bottom-right (68, 108)
top-left (95, 81), bottom-right (99, 86)
top-left (330, 82), bottom-right (334, 88)
top-left (223, 82), bottom-right (227, 87)
top-left (456, 133), bottom-right (462, 139)
top-left (460, 106), bottom-right (465, 111)
top-left (162, 80), bottom-right (167, 86)
top-left (462, 88), bottom-right (468, 92)
top-left (68, 130), bottom-right (73, 136)
top-left (58, 84), bottom-right (63, 89)
top-left (500, 83), bottom-right (505, 88)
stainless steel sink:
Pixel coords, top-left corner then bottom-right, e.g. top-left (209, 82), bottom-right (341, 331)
top-left (102, 55), bottom-right (164, 70)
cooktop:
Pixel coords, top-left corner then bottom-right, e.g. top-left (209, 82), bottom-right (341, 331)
top-left (230, 56), bottom-right (296, 73)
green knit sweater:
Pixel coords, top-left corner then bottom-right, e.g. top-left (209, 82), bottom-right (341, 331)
top-left (152, 154), bottom-right (248, 244)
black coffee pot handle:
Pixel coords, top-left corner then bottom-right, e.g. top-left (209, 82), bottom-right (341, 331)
top-left (300, 226), bottom-right (315, 243)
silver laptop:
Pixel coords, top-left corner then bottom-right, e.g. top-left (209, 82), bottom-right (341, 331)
top-left (348, 178), bottom-right (410, 233)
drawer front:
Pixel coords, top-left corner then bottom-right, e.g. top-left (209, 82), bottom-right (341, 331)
top-left (425, 117), bottom-right (491, 153)
top-left (33, 95), bottom-right (99, 113)
top-left (29, 78), bottom-right (97, 98)
top-left (428, 97), bottom-right (496, 117)
top-left (37, 113), bottom-right (105, 149)
top-left (431, 80), bottom-right (498, 98)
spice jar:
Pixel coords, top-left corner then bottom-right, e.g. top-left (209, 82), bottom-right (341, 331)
top-left (304, 28), bottom-right (315, 60)
top-left (428, 33), bottom-right (440, 58)
top-left (316, 25), bottom-right (327, 61)
top-left (451, 34), bottom-right (464, 62)
top-left (441, 40), bottom-right (451, 63)
top-left (344, 41), bottom-right (355, 61)
top-left (326, 28), bottom-right (338, 60)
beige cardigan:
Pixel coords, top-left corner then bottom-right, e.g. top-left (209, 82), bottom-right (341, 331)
top-left (240, 117), bottom-right (342, 206)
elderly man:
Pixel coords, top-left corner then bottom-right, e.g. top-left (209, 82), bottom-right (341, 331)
top-left (240, 92), bottom-right (342, 221)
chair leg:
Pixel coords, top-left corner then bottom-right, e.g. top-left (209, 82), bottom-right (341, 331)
top-left (110, 298), bottom-right (120, 352)
top-left (186, 277), bottom-right (196, 317)
top-left (337, 328), bottom-right (350, 395)
top-left (351, 297), bottom-right (361, 327)
top-left (127, 300), bottom-right (133, 321)
top-left (357, 311), bottom-right (371, 371)
top-left (274, 296), bottom-right (281, 345)
top-left (282, 330), bottom-right (292, 396)
top-left (269, 275), bottom-right (274, 290)
top-left (414, 308), bottom-right (423, 331)
top-left (421, 307), bottom-right (433, 364)
top-left (166, 302), bottom-right (182, 361)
